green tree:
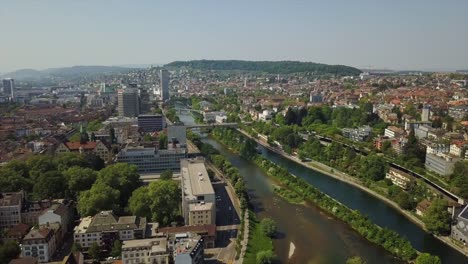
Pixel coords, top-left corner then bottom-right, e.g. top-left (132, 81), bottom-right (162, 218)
top-left (158, 133), bottom-right (168, 149)
top-left (359, 154), bottom-right (387, 181)
top-left (71, 242), bottom-right (82, 253)
top-left (422, 199), bottom-right (451, 235)
top-left (346, 256), bottom-right (367, 264)
top-left (0, 167), bottom-right (33, 192)
top-left (53, 152), bottom-right (87, 172)
top-left (256, 250), bottom-right (275, 264)
top-left (415, 253), bottom-right (441, 264)
top-left (111, 240), bottom-right (122, 258)
top-left (0, 240), bottom-right (21, 263)
top-left (88, 242), bottom-right (101, 261)
top-left (64, 166), bottom-right (97, 198)
top-left (260, 218), bottom-right (277, 238)
top-left (33, 171), bottom-right (67, 199)
top-left (160, 169), bottom-right (173, 180)
top-left (240, 138), bottom-right (257, 159)
top-left (395, 191), bottom-right (414, 210)
top-left (77, 183), bottom-right (121, 216)
top-left (96, 163), bottom-right (140, 207)
top-left (128, 181), bottom-right (181, 226)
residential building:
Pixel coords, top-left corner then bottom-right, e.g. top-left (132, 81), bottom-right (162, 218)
top-left (0, 191), bottom-right (24, 230)
top-left (172, 233), bottom-right (204, 264)
top-left (385, 168), bottom-right (412, 189)
top-left (55, 140), bottom-right (110, 162)
top-left (20, 227), bottom-right (57, 263)
top-left (118, 89), bottom-right (140, 117)
top-left (309, 93), bottom-right (323, 103)
top-left (116, 145), bottom-right (187, 173)
top-left (168, 125), bottom-right (187, 146)
top-left (159, 225), bottom-right (216, 249)
top-left (3, 78), bottom-right (15, 99)
top-left (122, 237), bottom-right (170, 264)
top-left (215, 114), bottom-right (227, 124)
top-left (138, 114), bottom-right (165, 133)
top-left (160, 69), bottom-right (170, 102)
top-left (450, 141), bottom-right (467, 158)
top-left (448, 105), bottom-right (468, 120)
top-left (421, 105), bottom-right (431, 122)
top-left (73, 211), bottom-right (147, 249)
top-left (61, 252), bottom-right (84, 264)
top-left (9, 257), bottom-right (38, 264)
top-left (414, 125), bottom-right (430, 139)
top-left (384, 126), bottom-right (405, 139)
top-left (416, 200), bottom-right (432, 217)
top-left (258, 110), bottom-right (272, 121)
top-left (452, 205), bottom-right (468, 245)
top-left (203, 111), bottom-right (226, 122)
top-left (342, 126), bottom-right (372, 142)
top-left (180, 159), bottom-right (216, 226)
top-left (38, 203), bottom-right (73, 239)
top-left (425, 152), bottom-right (461, 176)
top-left (5, 223), bottom-right (30, 242)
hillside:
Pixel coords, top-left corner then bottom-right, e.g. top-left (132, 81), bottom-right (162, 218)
top-left (165, 60), bottom-right (362, 75)
top-left (2, 65), bottom-right (134, 80)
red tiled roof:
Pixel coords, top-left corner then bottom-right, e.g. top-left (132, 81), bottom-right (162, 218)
top-left (64, 141), bottom-right (98, 150)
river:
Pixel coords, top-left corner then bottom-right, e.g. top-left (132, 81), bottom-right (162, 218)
top-left (176, 105), bottom-right (467, 264)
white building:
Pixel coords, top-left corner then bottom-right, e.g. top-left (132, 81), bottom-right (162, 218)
top-left (122, 237), bottom-right (170, 264)
top-left (385, 168), bottom-right (412, 189)
top-left (180, 159), bottom-right (216, 226)
top-left (38, 203), bottom-right (72, 239)
top-left (384, 126), bottom-right (405, 139)
top-left (21, 228), bottom-right (57, 263)
top-left (258, 110), bottom-right (272, 121)
top-left (215, 115), bottom-right (227, 124)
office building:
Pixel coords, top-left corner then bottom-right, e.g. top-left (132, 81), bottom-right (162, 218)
top-left (122, 237), bottom-right (170, 264)
top-left (452, 205), bottom-right (468, 245)
top-left (342, 126), bottom-right (372, 142)
top-left (3, 78), bottom-right (15, 98)
top-left (0, 191), bottom-right (24, 230)
top-left (160, 69), bottom-right (170, 102)
top-left (173, 233), bottom-right (204, 264)
top-left (384, 126), bottom-right (405, 139)
top-left (180, 159), bottom-right (215, 226)
top-left (116, 145), bottom-right (187, 173)
top-left (118, 89), bottom-right (140, 117)
top-left (168, 125), bottom-right (187, 146)
top-left (138, 114), bottom-right (165, 133)
top-left (73, 211), bottom-right (147, 249)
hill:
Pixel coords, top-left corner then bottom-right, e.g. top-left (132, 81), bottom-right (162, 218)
top-left (2, 65), bottom-right (135, 80)
top-left (165, 60), bottom-right (362, 75)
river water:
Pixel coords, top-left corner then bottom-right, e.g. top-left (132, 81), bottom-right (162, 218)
top-left (177, 106), bottom-right (467, 264)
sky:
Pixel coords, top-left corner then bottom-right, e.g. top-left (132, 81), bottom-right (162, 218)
top-left (1, 0), bottom-right (468, 72)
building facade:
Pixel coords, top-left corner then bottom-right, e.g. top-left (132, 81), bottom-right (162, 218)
top-left (160, 69), bottom-right (170, 102)
top-left (122, 237), bottom-right (170, 264)
top-left (2, 78), bottom-right (15, 98)
top-left (116, 145), bottom-right (187, 173)
top-left (173, 233), bottom-right (204, 264)
top-left (0, 192), bottom-right (23, 230)
top-left (138, 114), bottom-right (165, 133)
top-left (118, 89), bottom-right (140, 117)
top-left (385, 168), bottom-right (412, 189)
top-left (425, 152), bottom-right (461, 176)
top-left (180, 159), bottom-right (216, 226)
top-left (55, 140), bottom-right (110, 162)
top-left (73, 211), bottom-right (146, 249)
top-left (21, 228), bottom-right (57, 263)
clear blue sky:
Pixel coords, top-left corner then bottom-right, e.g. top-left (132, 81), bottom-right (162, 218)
top-left (1, 0), bottom-right (468, 72)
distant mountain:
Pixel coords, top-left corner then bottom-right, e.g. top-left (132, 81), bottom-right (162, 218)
top-left (165, 60), bottom-right (362, 75)
top-left (2, 65), bottom-right (134, 80)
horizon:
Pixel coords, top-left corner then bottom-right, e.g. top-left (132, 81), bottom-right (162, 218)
top-left (1, 1), bottom-right (468, 73)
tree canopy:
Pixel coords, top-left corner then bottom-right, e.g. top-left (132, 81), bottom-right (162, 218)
top-left (422, 199), bottom-right (451, 235)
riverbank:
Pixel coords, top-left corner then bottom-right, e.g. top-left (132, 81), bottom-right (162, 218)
top-left (237, 128), bottom-right (468, 259)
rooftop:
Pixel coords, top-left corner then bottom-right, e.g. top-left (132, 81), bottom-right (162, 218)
top-left (0, 192), bottom-right (23, 207)
top-left (181, 159), bottom-right (214, 198)
top-left (122, 237), bottom-right (168, 254)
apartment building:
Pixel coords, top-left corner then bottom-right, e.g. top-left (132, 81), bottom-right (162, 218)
top-left (385, 168), bottom-right (412, 189)
top-left (425, 152), bottom-right (461, 176)
top-left (38, 203), bottom-right (73, 239)
top-left (55, 140), bottom-right (111, 162)
top-left (122, 237), bottom-right (170, 264)
top-left (21, 227), bottom-right (57, 263)
top-left (0, 192), bottom-right (23, 230)
top-left (180, 159), bottom-right (216, 226)
top-left (138, 114), bottom-right (165, 133)
top-left (172, 233), bottom-right (204, 264)
top-left (73, 211), bottom-right (147, 249)
top-left (384, 126), bottom-right (405, 138)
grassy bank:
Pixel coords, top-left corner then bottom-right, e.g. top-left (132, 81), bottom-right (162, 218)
top-left (274, 186), bottom-right (305, 204)
top-left (244, 211), bottom-right (274, 264)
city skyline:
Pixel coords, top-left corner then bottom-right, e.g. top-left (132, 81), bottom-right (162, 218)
top-left (1, 0), bottom-right (468, 73)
